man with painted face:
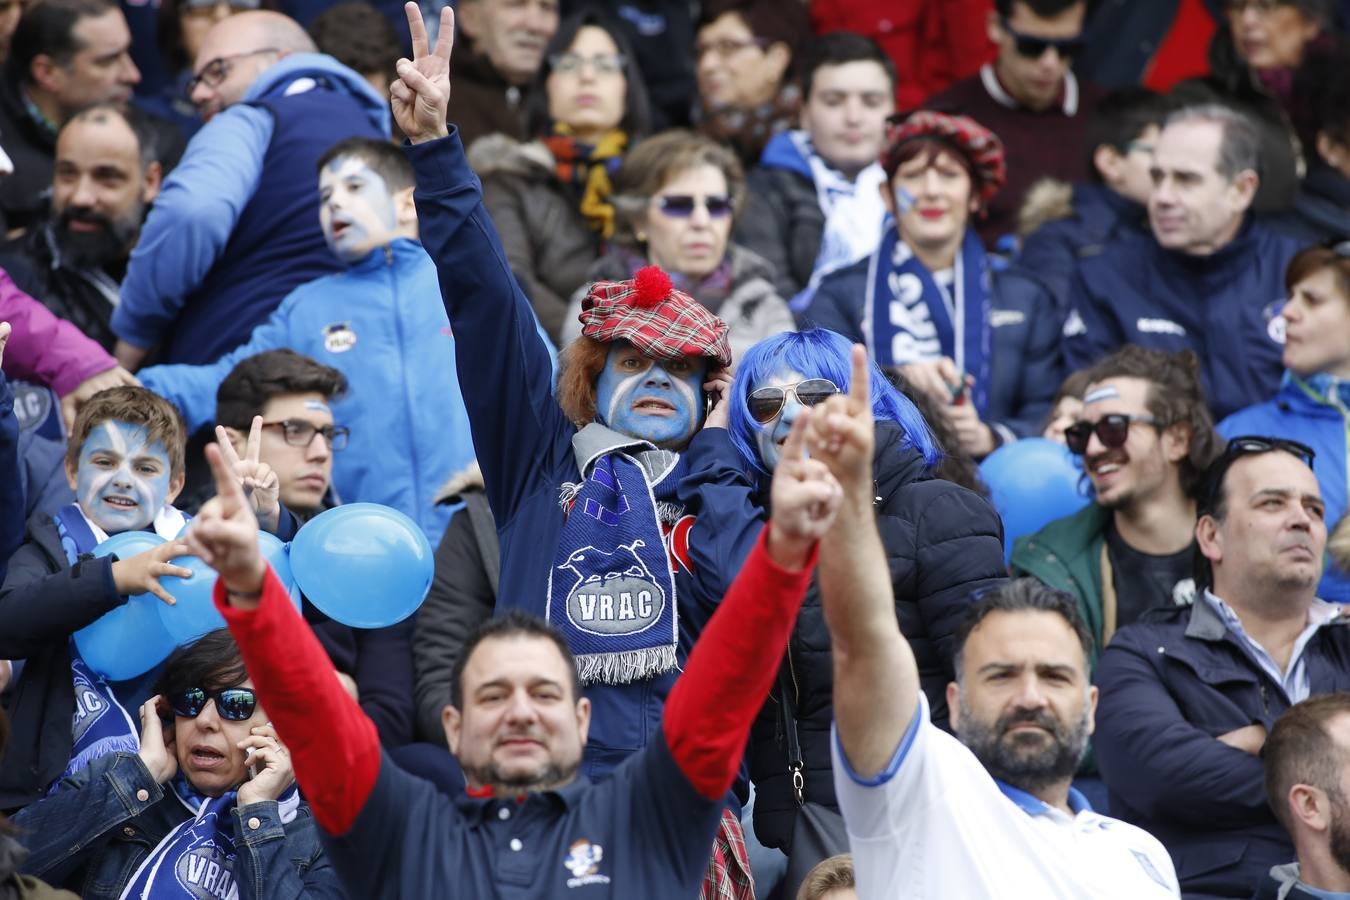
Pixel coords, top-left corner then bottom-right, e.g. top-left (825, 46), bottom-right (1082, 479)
top-left (0, 385), bottom-right (199, 812)
top-left (1012, 346), bottom-right (1224, 658)
top-left (136, 137), bottom-right (543, 544)
top-left (111, 10), bottom-right (389, 368)
top-left (0, 103), bottom-right (163, 352)
top-left (11, 628), bottom-right (340, 898)
top-left (389, 4), bottom-right (770, 885)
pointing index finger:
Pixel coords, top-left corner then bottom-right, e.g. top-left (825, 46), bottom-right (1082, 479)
top-left (205, 442), bottom-right (248, 511)
top-left (780, 407), bottom-right (811, 464)
top-left (848, 344), bottom-right (871, 413)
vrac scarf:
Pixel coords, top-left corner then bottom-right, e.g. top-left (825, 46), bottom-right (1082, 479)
top-left (548, 424), bottom-right (684, 685)
top-left (119, 775), bottom-right (299, 900)
top-left (52, 503), bottom-right (188, 785)
top-left (543, 125), bottom-right (628, 239)
top-left (863, 224), bottom-right (994, 414)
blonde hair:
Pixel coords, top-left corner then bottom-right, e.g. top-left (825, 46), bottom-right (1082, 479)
top-left (797, 854), bottom-right (855, 900)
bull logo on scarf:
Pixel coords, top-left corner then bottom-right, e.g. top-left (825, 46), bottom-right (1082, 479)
top-left (557, 539), bottom-right (667, 636)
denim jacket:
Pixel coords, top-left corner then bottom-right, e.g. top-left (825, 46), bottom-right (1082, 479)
top-left (10, 752), bottom-right (341, 899)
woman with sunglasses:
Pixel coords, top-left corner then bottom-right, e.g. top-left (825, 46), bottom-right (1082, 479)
top-left (559, 129), bottom-right (796, 361)
top-left (799, 109), bottom-right (1064, 461)
top-left (1219, 243), bottom-right (1350, 602)
top-left (720, 327), bottom-right (1007, 858)
top-left (11, 629), bottom-right (338, 899)
top-left (474, 11), bottom-right (652, 344)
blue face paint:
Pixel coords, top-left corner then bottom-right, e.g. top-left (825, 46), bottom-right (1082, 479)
top-left (753, 368), bottom-right (807, 471)
top-left (594, 344), bottom-right (706, 449)
top-left (318, 157), bottom-right (400, 263)
top-left (75, 421), bottom-right (174, 534)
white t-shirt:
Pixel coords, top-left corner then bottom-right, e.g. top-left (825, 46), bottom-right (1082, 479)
top-left (832, 695), bottom-right (1180, 899)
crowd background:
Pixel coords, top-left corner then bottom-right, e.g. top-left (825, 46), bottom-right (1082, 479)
top-left (3, 0), bottom-right (1350, 897)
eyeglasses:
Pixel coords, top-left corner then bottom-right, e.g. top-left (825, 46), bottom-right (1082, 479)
top-left (695, 37), bottom-right (768, 60)
top-left (1000, 19), bottom-right (1084, 61)
top-left (747, 379), bottom-right (841, 424)
top-left (654, 194), bottom-right (733, 220)
top-left (180, 0), bottom-right (261, 12)
top-left (1063, 413), bottom-right (1159, 455)
top-left (549, 52), bottom-right (625, 75)
top-left (260, 419), bottom-right (350, 450)
top-left (169, 687), bottom-right (257, 721)
top-left (1124, 140), bottom-right (1155, 156)
top-left (186, 47), bottom-right (278, 97)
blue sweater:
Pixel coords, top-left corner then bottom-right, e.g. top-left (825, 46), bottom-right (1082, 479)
top-left (138, 239), bottom-right (518, 545)
top-left (408, 131), bottom-right (765, 779)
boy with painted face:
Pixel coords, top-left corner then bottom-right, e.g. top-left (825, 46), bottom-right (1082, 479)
top-left (0, 385), bottom-right (200, 811)
top-left (136, 136), bottom-right (556, 545)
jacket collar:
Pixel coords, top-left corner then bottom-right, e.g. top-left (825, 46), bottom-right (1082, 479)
top-left (1184, 589), bottom-right (1232, 641)
top-left (979, 62), bottom-right (1078, 116)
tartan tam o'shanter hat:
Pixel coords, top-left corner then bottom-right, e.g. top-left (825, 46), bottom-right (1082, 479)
top-left (577, 266), bottom-right (732, 367)
top-left (881, 109), bottom-right (1007, 207)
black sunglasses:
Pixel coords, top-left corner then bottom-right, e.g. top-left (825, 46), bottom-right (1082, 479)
top-left (655, 194), bottom-right (733, 220)
top-left (169, 687), bottom-right (258, 721)
top-left (1000, 19), bottom-right (1085, 61)
top-left (1220, 436), bottom-right (1316, 469)
top-left (748, 379), bottom-right (841, 424)
top-left (1064, 413), bottom-right (1158, 456)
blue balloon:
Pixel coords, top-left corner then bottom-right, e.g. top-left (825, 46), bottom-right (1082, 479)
top-left (157, 553), bottom-right (223, 644)
top-left (979, 438), bottom-right (1091, 565)
top-left (289, 503), bottom-right (433, 628)
top-left (73, 532), bottom-right (178, 680)
top-left (257, 531), bottom-right (302, 607)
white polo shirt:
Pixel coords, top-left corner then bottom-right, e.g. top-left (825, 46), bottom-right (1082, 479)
top-left (832, 695), bottom-right (1180, 899)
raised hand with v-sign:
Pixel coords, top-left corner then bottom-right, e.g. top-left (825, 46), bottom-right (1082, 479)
top-left (390, 2), bottom-right (454, 144)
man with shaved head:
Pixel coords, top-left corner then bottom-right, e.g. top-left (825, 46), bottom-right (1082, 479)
top-left (110, 9), bottom-right (390, 368)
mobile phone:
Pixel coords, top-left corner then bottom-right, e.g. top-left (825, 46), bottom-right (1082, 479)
top-left (704, 390), bottom-right (715, 419)
top-left (245, 746), bottom-right (258, 779)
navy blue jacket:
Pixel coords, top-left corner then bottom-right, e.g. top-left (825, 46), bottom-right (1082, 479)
top-left (798, 253), bottom-right (1065, 441)
top-left (1094, 598), bottom-right (1350, 899)
top-left (408, 131), bottom-right (763, 780)
top-left (1065, 219), bottom-right (1303, 420)
top-left (1017, 183), bottom-right (1148, 308)
top-left (12, 751), bottom-right (336, 899)
top-left (0, 374), bottom-right (22, 586)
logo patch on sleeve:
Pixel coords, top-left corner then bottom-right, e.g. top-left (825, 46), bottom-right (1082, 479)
top-left (323, 323), bottom-right (357, 353)
top-left (564, 839), bottom-right (611, 888)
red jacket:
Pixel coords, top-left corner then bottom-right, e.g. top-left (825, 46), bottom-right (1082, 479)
top-left (811, 0), bottom-right (996, 109)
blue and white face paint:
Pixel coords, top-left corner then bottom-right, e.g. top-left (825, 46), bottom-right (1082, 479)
top-left (594, 343), bottom-right (706, 449)
top-left (73, 421), bottom-right (175, 533)
top-left (753, 368), bottom-right (808, 471)
top-left (318, 156), bottom-right (402, 263)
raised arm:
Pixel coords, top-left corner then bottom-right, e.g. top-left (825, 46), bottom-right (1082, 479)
top-left (661, 412), bottom-right (840, 799)
top-left (395, 2), bottom-right (570, 519)
top-left (814, 345), bottom-right (920, 778)
top-left (188, 442), bottom-right (381, 837)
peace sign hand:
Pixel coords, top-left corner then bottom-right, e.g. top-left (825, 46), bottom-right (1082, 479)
top-left (183, 442), bottom-right (266, 606)
top-left (802, 344), bottom-right (875, 500)
top-left (215, 417), bottom-right (280, 534)
top-left (391, 2), bottom-right (454, 144)
top-left (766, 412), bottom-right (842, 570)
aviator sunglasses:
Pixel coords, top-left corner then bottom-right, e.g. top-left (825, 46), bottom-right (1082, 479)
top-left (748, 379), bottom-right (841, 424)
top-left (1063, 413), bottom-right (1158, 456)
top-left (168, 687), bottom-right (258, 721)
top-left (1000, 19), bottom-right (1085, 61)
top-left (655, 194), bottom-right (733, 219)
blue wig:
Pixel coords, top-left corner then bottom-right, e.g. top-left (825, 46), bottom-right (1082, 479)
top-left (727, 329), bottom-right (942, 477)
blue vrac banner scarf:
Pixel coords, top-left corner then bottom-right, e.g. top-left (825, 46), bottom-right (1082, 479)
top-left (119, 776), bottom-right (300, 900)
top-left (864, 224), bottom-right (994, 414)
top-left (548, 427), bottom-right (683, 685)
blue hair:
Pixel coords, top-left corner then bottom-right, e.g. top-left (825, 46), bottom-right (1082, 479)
top-left (727, 329), bottom-right (941, 477)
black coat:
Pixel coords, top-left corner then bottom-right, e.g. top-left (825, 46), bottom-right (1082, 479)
top-left (733, 165), bottom-right (823, 299)
top-left (746, 422), bottom-right (1007, 850)
top-left (0, 224), bottom-right (122, 352)
top-left (0, 514), bottom-right (125, 812)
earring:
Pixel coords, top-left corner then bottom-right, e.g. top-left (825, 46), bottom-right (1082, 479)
top-left (635, 231), bottom-right (647, 243)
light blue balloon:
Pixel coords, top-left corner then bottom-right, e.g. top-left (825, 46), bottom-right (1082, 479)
top-left (257, 531), bottom-right (302, 608)
top-left (979, 438), bottom-right (1091, 565)
top-left (289, 503), bottom-right (433, 628)
top-left (73, 532), bottom-right (179, 681)
top-left (157, 553), bottom-right (223, 644)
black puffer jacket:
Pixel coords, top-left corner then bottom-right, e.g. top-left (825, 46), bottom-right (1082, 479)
top-left (747, 422), bottom-right (1007, 851)
top-left (733, 165), bottom-right (822, 299)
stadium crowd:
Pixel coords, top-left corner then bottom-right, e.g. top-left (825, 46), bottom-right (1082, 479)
top-left (4, 0), bottom-right (1350, 897)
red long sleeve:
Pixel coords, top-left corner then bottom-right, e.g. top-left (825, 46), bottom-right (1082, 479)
top-left (662, 529), bottom-right (817, 799)
top-left (215, 567), bottom-right (380, 835)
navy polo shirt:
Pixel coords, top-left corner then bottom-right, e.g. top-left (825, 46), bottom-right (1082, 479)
top-left (322, 735), bottom-right (723, 898)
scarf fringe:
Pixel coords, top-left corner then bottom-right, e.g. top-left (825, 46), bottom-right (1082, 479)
top-left (65, 735), bottom-right (139, 782)
top-left (576, 645), bottom-right (677, 686)
top-left (559, 481), bottom-right (583, 511)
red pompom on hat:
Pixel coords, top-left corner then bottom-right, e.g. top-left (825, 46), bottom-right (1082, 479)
top-left (631, 266), bottom-right (672, 308)
top-left (576, 266), bottom-right (732, 367)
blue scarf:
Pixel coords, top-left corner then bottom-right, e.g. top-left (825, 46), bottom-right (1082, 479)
top-left (119, 775), bottom-right (299, 900)
top-left (864, 224), bottom-right (994, 414)
top-left (548, 426), bottom-right (684, 685)
top-left (52, 505), bottom-right (140, 784)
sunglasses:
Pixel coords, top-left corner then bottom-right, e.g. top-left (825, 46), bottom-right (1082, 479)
top-left (1220, 436), bottom-right (1316, 469)
top-left (655, 194), bottom-right (733, 219)
top-left (748, 379), bottom-right (841, 424)
top-left (1064, 413), bottom-right (1158, 456)
top-left (168, 687), bottom-right (258, 721)
top-left (1000, 19), bottom-right (1085, 61)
